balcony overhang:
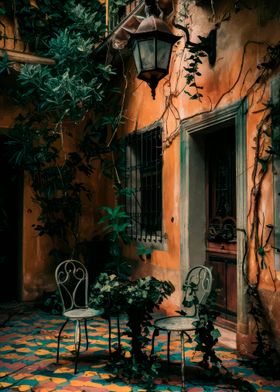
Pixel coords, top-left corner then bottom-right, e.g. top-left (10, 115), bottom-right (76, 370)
top-left (95, 2), bottom-right (145, 55)
top-left (96, 0), bottom-right (174, 54)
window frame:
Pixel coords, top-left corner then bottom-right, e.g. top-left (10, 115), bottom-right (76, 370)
top-left (124, 124), bottom-right (163, 244)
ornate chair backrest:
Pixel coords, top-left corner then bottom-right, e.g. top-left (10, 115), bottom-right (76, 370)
top-left (55, 259), bottom-right (88, 313)
top-left (182, 265), bottom-right (212, 318)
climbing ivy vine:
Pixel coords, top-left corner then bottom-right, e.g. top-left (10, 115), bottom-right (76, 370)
top-left (163, 0), bottom-right (280, 382)
top-left (0, 0), bottom-right (121, 263)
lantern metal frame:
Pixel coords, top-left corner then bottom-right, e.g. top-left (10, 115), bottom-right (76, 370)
top-left (128, 15), bottom-right (181, 99)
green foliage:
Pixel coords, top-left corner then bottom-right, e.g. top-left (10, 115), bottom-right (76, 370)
top-left (40, 289), bottom-right (62, 315)
top-left (98, 204), bottom-right (132, 276)
top-left (89, 273), bottom-right (174, 390)
top-left (99, 205), bottom-right (130, 241)
top-left (109, 351), bottom-right (160, 391)
top-left (193, 290), bottom-right (222, 370)
top-left (136, 243), bottom-right (153, 259)
top-left (109, 0), bottom-right (130, 18)
top-left (247, 97), bottom-right (280, 379)
top-left (14, 0), bottom-right (105, 52)
top-left (6, 116), bottom-right (59, 172)
top-left (66, 3), bottom-right (105, 39)
top-left (184, 48), bottom-right (205, 100)
top-left (89, 272), bottom-right (123, 314)
top-left (2, 0), bottom-right (122, 265)
top-left (181, 289), bottom-right (255, 391)
top-left (244, 284), bottom-right (280, 378)
top-left (2, 1), bottom-right (113, 122)
top-left (16, 38), bottom-right (114, 121)
top-left (0, 53), bottom-right (11, 74)
top-left (174, 23), bottom-right (206, 100)
top-left (5, 116), bottom-right (94, 252)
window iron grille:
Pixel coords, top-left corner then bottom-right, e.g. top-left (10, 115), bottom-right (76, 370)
top-left (0, 18), bottom-right (27, 52)
top-left (0, 2), bottom-right (45, 54)
top-left (125, 126), bottom-right (163, 242)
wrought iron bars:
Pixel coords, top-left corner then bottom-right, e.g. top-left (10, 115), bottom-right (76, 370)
top-left (125, 126), bottom-right (163, 242)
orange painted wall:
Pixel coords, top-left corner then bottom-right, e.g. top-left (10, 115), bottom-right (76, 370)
top-left (119, 61), bottom-right (182, 312)
top-left (115, 0), bottom-right (280, 349)
top-left (0, 95), bottom-right (111, 300)
top-left (0, 15), bottom-right (114, 301)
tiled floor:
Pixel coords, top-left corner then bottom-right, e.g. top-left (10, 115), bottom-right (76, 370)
top-left (0, 303), bottom-right (279, 391)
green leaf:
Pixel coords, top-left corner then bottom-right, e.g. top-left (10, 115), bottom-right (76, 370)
top-left (210, 328), bottom-right (221, 340)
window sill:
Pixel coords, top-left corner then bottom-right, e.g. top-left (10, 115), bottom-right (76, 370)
top-left (135, 235), bottom-right (168, 252)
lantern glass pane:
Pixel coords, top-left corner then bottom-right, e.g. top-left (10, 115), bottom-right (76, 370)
top-left (156, 40), bottom-right (172, 70)
top-left (133, 42), bottom-right (141, 74)
top-left (139, 38), bottom-right (156, 70)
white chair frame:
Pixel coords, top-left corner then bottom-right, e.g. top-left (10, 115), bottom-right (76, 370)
top-left (55, 259), bottom-right (103, 373)
top-left (151, 265), bottom-right (213, 390)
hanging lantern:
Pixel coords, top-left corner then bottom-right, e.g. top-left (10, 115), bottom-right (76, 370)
top-left (129, 15), bottom-right (181, 99)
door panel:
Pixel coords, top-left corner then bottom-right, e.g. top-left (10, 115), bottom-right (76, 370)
top-left (207, 257), bottom-right (226, 309)
top-left (227, 262), bottom-right (237, 313)
top-left (207, 255), bottom-right (237, 316)
top-left (206, 127), bottom-right (237, 325)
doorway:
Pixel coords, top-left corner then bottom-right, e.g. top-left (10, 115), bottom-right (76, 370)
top-left (180, 100), bottom-right (248, 334)
top-left (0, 135), bottom-right (22, 301)
top-left (206, 127), bottom-right (237, 328)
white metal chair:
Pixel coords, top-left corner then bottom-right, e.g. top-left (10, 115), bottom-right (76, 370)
top-left (151, 265), bottom-right (213, 390)
top-left (55, 259), bottom-right (104, 373)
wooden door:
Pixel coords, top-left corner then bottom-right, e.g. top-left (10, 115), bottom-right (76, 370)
top-left (206, 127), bottom-right (237, 326)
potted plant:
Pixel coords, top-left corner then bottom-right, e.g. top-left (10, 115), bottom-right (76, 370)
top-left (89, 273), bottom-right (174, 389)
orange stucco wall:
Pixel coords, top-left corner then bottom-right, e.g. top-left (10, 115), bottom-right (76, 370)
top-left (116, 0), bottom-right (280, 352)
top-left (0, 96), bottom-right (112, 300)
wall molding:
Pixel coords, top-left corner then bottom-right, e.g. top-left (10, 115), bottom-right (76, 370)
top-left (180, 99), bottom-right (248, 334)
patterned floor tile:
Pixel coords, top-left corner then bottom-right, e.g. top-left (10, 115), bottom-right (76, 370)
top-left (0, 305), bottom-right (280, 391)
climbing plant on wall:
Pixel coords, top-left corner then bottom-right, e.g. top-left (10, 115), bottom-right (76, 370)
top-left (160, 0), bottom-right (280, 380)
top-left (0, 0), bottom-right (121, 262)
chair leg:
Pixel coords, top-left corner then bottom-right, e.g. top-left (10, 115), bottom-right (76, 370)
top-left (167, 330), bottom-right (171, 371)
top-left (56, 319), bottom-right (68, 364)
top-left (84, 319), bottom-right (89, 351)
top-left (180, 331), bottom-right (185, 391)
top-left (74, 320), bottom-right (81, 374)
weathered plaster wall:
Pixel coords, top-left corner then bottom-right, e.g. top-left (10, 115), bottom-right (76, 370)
top-left (117, 0), bottom-right (280, 351)
top-left (0, 97), bottom-right (110, 300)
top-left (119, 58), bottom-right (182, 312)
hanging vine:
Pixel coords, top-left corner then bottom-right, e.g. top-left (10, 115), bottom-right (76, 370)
top-left (156, 0), bottom-right (280, 379)
top-left (245, 89), bottom-right (280, 377)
